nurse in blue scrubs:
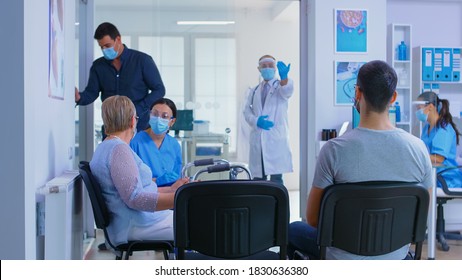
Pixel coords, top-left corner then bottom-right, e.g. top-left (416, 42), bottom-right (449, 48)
top-left (416, 91), bottom-right (462, 188)
top-left (130, 98), bottom-right (182, 187)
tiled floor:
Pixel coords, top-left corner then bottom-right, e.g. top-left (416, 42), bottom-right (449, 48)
top-left (84, 190), bottom-right (462, 260)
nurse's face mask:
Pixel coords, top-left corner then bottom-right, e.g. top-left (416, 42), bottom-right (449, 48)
top-left (149, 107), bottom-right (172, 135)
top-left (415, 105), bottom-right (429, 123)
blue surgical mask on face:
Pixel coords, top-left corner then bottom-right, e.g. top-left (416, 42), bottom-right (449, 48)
top-left (150, 116), bottom-right (170, 135)
top-left (261, 68), bottom-right (275, 81)
top-left (416, 108), bottom-right (428, 122)
top-left (102, 42), bottom-right (118, 60)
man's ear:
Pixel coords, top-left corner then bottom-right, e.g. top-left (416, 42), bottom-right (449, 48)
top-left (355, 87), bottom-right (362, 100)
top-left (390, 91), bottom-right (397, 104)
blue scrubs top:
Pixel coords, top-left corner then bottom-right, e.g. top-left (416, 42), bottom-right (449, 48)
top-left (421, 122), bottom-right (462, 189)
top-left (130, 131), bottom-right (182, 186)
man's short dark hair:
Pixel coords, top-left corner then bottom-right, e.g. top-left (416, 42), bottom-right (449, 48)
top-left (356, 60), bottom-right (397, 113)
top-left (94, 22), bottom-right (121, 40)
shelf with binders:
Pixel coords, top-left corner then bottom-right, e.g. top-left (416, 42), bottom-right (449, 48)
top-left (412, 46), bottom-right (462, 136)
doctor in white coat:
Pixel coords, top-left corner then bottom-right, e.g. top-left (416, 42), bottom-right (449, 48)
top-left (243, 55), bottom-right (294, 185)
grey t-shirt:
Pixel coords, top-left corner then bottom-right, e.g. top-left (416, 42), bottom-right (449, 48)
top-left (313, 127), bottom-right (433, 260)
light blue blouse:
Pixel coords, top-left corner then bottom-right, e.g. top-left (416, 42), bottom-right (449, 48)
top-left (90, 138), bottom-right (171, 245)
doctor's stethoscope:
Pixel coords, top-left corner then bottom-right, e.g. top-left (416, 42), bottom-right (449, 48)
top-left (249, 80), bottom-right (280, 112)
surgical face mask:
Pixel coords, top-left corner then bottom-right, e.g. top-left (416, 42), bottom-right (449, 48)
top-left (261, 68), bottom-right (275, 81)
top-left (102, 41), bottom-right (118, 60)
top-left (416, 108), bottom-right (428, 122)
top-left (150, 116), bottom-right (170, 135)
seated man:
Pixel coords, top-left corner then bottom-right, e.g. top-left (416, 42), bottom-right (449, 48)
top-left (288, 60), bottom-right (433, 260)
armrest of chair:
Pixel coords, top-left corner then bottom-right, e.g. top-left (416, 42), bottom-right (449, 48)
top-left (436, 166), bottom-right (462, 196)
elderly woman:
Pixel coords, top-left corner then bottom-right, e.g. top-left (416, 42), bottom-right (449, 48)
top-left (130, 98), bottom-right (182, 187)
top-left (90, 95), bottom-right (188, 246)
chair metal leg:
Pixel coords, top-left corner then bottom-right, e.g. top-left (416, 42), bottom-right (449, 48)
top-left (163, 250), bottom-right (169, 260)
top-left (436, 200), bottom-right (450, 251)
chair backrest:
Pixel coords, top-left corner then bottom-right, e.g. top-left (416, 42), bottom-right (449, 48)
top-left (78, 161), bottom-right (110, 230)
top-left (317, 181), bottom-right (429, 258)
top-left (174, 180), bottom-right (289, 259)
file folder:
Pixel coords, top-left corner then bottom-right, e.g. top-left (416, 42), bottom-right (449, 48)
top-left (441, 48), bottom-right (452, 81)
top-left (433, 48), bottom-right (444, 81)
top-left (452, 48), bottom-right (461, 82)
top-left (422, 48), bottom-right (434, 81)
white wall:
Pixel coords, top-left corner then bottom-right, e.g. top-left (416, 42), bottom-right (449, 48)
top-left (387, 0), bottom-right (462, 47)
top-left (0, 0), bottom-right (76, 259)
top-left (303, 0), bottom-right (388, 216)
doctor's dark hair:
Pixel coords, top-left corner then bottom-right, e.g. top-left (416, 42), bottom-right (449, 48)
top-left (356, 60), bottom-right (397, 113)
top-left (417, 91), bottom-right (461, 144)
top-left (94, 22), bottom-right (121, 40)
top-left (150, 98), bottom-right (177, 119)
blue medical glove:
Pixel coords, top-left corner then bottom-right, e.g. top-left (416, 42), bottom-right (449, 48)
top-left (277, 61), bottom-right (291, 80)
top-left (257, 115), bottom-right (274, 130)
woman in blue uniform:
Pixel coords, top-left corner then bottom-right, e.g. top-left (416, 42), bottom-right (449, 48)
top-left (416, 91), bottom-right (462, 188)
top-left (130, 98), bottom-right (182, 186)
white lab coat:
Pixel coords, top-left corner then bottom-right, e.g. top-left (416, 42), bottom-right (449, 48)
top-left (243, 78), bottom-right (294, 178)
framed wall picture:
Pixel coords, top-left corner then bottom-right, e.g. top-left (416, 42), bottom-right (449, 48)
top-left (335, 61), bottom-right (366, 105)
top-left (335, 9), bottom-right (367, 53)
top-left (48, 0), bottom-right (65, 100)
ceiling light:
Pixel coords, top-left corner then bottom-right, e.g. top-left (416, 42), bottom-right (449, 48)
top-left (176, 21), bottom-right (235, 25)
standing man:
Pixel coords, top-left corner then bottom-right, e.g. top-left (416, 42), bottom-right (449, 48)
top-left (75, 22), bottom-right (165, 133)
top-left (243, 55), bottom-right (294, 186)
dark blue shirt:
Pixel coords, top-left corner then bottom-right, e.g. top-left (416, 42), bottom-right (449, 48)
top-left (77, 45), bottom-right (165, 130)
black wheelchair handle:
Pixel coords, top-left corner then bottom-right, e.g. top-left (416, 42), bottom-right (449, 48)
top-left (193, 158), bottom-right (215, 167)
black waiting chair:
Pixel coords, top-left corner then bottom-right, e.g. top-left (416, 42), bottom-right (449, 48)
top-left (316, 181), bottom-right (429, 260)
top-left (174, 180), bottom-right (289, 260)
top-left (78, 161), bottom-right (173, 260)
top-left (436, 170), bottom-right (462, 251)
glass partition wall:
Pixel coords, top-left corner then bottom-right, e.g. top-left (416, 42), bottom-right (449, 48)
top-left (76, 0), bottom-right (300, 192)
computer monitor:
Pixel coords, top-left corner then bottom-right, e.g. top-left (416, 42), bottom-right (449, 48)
top-left (171, 109), bottom-right (193, 137)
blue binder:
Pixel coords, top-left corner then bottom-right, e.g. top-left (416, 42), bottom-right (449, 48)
top-left (453, 48), bottom-right (461, 82)
top-left (422, 48), bottom-right (434, 81)
top-left (441, 48), bottom-right (452, 81)
top-left (433, 48), bottom-right (444, 81)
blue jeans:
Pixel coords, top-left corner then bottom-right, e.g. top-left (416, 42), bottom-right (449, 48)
top-left (288, 221), bottom-right (320, 260)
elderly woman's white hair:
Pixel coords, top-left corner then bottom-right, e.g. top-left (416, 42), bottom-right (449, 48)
top-left (102, 95), bottom-right (136, 134)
